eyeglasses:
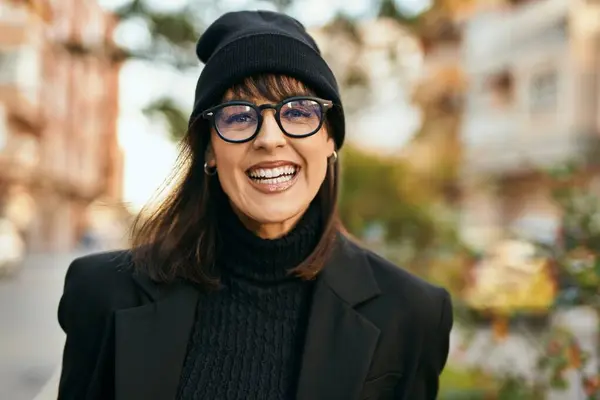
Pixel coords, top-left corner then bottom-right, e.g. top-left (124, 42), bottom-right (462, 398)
top-left (201, 96), bottom-right (333, 143)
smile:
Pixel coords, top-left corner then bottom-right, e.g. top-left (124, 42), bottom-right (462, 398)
top-left (246, 164), bottom-right (300, 193)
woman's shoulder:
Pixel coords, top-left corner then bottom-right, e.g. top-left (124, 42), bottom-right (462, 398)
top-left (60, 249), bottom-right (141, 314)
top-left (66, 249), bottom-right (135, 287)
top-left (336, 237), bottom-right (453, 341)
top-left (343, 238), bottom-right (450, 310)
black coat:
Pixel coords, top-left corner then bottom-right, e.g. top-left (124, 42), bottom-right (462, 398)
top-left (57, 236), bottom-right (453, 400)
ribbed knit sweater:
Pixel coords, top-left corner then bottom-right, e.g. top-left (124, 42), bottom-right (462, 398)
top-left (175, 202), bottom-right (321, 400)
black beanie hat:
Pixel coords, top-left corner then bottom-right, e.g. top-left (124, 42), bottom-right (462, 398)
top-left (189, 10), bottom-right (346, 149)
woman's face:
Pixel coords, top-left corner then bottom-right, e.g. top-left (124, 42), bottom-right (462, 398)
top-left (206, 82), bottom-right (335, 239)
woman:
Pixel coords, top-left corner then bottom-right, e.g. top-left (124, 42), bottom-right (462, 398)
top-left (57, 10), bottom-right (452, 400)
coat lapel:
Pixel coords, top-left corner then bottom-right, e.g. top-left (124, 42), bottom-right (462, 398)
top-left (296, 236), bottom-right (382, 400)
top-left (114, 275), bottom-right (199, 400)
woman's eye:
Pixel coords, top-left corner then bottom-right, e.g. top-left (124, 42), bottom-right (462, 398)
top-left (284, 108), bottom-right (311, 118)
top-left (225, 113), bottom-right (254, 124)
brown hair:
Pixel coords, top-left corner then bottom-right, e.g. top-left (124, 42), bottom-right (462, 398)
top-left (129, 74), bottom-right (341, 288)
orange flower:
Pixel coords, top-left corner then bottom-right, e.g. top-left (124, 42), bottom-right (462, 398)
top-left (492, 316), bottom-right (509, 341)
top-left (547, 340), bottom-right (561, 355)
top-left (567, 343), bottom-right (582, 369)
top-left (583, 376), bottom-right (600, 396)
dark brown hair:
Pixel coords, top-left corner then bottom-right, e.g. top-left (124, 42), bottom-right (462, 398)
top-left (130, 74), bottom-right (341, 288)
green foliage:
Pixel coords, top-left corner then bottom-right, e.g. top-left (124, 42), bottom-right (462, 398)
top-left (496, 376), bottom-right (545, 400)
top-left (438, 365), bottom-right (494, 399)
top-left (537, 167), bottom-right (600, 398)
top-left (337, 145), bottom-right (471, 296)
top-left (533, 165), bottom-right (600, 308)
top-left (470, 165), bottom-right (600, 398)
top-left (439, 363), bottom-right (545, 399)
top-left (142, 98), bottom-right (189, 142)
top-left (150, 13), bottom-right (198, 48)
top-left (378, 0), bottom-right (422, 26)
top-left (323, 14), bottom-right (364, 44)
top-left (114, 0), bottom-right (201, 69)
top-left (338, 146), bottom-right (437, 245)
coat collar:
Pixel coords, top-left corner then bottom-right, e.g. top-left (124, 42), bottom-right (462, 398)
top-left (319, 233), bottom-right (381, 306)
top-left (114, 277), bottom-right (198, 400)
top-left (116, 234), bottom-right (381, 400)
top-left (296, 234), bottom-right (381, 400)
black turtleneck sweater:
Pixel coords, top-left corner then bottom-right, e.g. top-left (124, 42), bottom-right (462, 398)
top-left (176, 202), bottom-right (321, 400)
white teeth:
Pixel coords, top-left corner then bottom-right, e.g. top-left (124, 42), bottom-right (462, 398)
top-left (256, 175), bottom-right (294, 184)
top-left (247, 165), bottom-right (297, 179)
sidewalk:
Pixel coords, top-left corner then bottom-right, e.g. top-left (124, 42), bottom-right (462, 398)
top-left (32, 365), bottom-right (60, 400)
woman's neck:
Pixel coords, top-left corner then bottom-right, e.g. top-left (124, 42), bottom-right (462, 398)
top-left (230, 203), bottom-right (309, 239)
top-left (216, 200), bottom-right (322, 283)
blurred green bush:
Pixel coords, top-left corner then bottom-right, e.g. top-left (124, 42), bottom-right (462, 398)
top-left (439, 365), bottom-right (494, 400)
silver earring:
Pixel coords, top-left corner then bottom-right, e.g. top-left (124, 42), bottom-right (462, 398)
top-left (204, 162), bottom-right (217, 176)
top-left (329, 151), bottom-right (338, 163)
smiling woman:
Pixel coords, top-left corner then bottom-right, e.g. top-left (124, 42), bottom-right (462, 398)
top-left (203, 75), bottom-right (336, 239)
top-left (56, 10), bottom-right (453, 400)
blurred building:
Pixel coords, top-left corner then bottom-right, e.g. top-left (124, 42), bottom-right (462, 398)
top-left (310, 17), bottom-right (423, 153)
top-left (458, 0), bottom-right (600, 249)
top-left (404, 8), bottom-right (466, 202)
top-left (0, 0), bottom-right (124, 252)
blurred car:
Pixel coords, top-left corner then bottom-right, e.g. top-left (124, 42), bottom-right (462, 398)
top-left (0, 217), bottom-right (25, 277)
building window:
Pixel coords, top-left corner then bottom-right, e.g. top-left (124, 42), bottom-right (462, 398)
top-left (487, 70), bottom-right (514, 107)
top-left (0, 47), bottom-right (39, 101)
top-left (0, 50), bottom-right (19, 84)
top-left (530, 70), bottom-right (558, 112)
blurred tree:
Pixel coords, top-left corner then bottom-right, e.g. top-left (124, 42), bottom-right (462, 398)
top-left (338, 145), bottom-right (433, 244)
top-left (455, 165), bottom-right (600, 398)
top-left (109, 0), bottom-right (209, 140)
top-left (107, 0), bottom-right (305, 139)
top-left (378, 0), bottom-right (420, 26)
top-left (531, 165), bottom-right (600, 398)
top-left (338, 145), bottom-right (469, 291)
top-left (399, 1), bottom-right (469, 206)
top-left (142, 98), bottom-right (189, 142)
top-left (113, 0), bottom-right (202, 68)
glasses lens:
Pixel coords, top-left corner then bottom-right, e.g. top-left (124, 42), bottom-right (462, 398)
top-left (215, 105), bottom-right (258, 141)
top-left (280, 99), bottom-right (322, 136)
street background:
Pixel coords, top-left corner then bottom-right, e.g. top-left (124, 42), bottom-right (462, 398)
top-left (0, 251), bottom-right (79, 400)
top-left (2, 0), bottom-right (600, 399)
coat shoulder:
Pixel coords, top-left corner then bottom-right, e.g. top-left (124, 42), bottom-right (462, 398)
top-left (67, 249), bottom-right (135, 281)
top-left (345, 238), bottom-right (451, 323)
top-left (59, 250), bottom-right (141, 328)
top-left (57, 250), bottom-right (146, 399)
top-left (350, 240), bottom-right (447, 295)
top-left (67, 250), bottom-right (137, 292)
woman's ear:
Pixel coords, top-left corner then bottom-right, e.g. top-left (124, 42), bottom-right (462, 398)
top-left (205, 143), bottom-right (216, 167)
top-left (326, 135), bottom-right (335, 156)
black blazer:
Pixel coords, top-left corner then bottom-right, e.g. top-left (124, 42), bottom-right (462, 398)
top-left (57, 236), bottom-right (453, 400)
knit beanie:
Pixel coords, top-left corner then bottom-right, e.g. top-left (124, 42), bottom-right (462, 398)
top-left (188, 10), bottom-right (346, 149)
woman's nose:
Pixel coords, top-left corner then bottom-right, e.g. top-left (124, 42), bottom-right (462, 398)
top-left (252, 110), bottom-right (287, 150)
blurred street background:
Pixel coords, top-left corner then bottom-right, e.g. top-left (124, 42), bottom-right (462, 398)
top-left (2, 0), bottom-right (600, 399)
top-left (0, 251), bottom-right (78, 400)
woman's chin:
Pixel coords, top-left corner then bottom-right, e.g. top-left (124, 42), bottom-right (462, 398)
top-left (249, 206), bottom-right (304, 225)
top-left (240, 203), bottom-right (308, 234)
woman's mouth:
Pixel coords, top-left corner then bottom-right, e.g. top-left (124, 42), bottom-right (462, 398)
top-left (246, 164), bottom-right (300, 193)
